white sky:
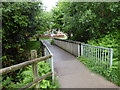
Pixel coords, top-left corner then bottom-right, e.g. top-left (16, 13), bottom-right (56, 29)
top-left (42, 0), bottom-right (59, 12)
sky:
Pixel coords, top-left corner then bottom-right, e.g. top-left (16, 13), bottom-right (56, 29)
top-left (42, 0), bottom-right (59, 12)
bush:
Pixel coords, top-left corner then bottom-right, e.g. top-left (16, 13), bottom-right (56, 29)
top-left (50, 40), bottom-right (55, 45)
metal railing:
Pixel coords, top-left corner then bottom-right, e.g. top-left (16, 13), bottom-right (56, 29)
top-left (53, 38), bottom-right (113, 68)
top-left (41, 40), bottom-right (54, 81)
top-left (81, 43), bottom-right (113, 68)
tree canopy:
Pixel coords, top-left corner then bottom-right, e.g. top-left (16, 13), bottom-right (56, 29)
top-left (52, 2), bottom-right (120, 42)
top-left (2, 2), bottom-right (42, 68)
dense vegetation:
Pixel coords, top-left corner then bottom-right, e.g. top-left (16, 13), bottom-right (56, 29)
top-left (2, 2), bottom-right (58, 89)
top-left (2, 2), bottom-right (44, 68)
top-left (78, 31), bottom-right (120, 86)
top-left (52, 2), bottom-right (120, 86)
top-left (2, 2), bottom-right (43, 86)
top-left (2, 39), bottom-right (59, 89)
top-left (1, 1), bottom-right (120, 88)
top-left (52, 2), bottom-right (119, 42)
top-left (86, 32), bottom-right (119, 86)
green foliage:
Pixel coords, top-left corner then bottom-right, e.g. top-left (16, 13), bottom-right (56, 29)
top-left (2, 2), bottom-right (45, 85)
top-left (40, 38), bottom-right (51, 40)
top-left (2, 61), bottom-right (59, 89)
top-left (87, 32), bottom-right (119, 71)
top-left (38, 11), bottom-right (53, 31)
top-left (78, 56), bottom-right (120, 86)
top-left (2, 2), bottom-right (43, 68)
top-left (77, 31), bottom-right (120, 86)
top-left (51, 2), bottom-right (120, 85)
top-left (52, 2), bottom-right (119, 42)
top-left (50, 40), bottom-right (55, 45)
top-left (51, 6), bottom-right (64, 31)
top-left (26, 41), bottom-right (42, 58)
top-left (1, 2), bottom-right (60, 89)
top-left (27, 41), bottom-right (41, 51)
top-left (2, 40), bottom-right (59, 89)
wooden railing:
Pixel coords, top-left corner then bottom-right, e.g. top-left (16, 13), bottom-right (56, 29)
top-left (0, 49), bottom-right (54, 89)
top-left (53, 38), bottom-right (113, 68)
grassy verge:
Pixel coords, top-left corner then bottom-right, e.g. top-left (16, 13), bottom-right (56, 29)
top-left (39, 36), bottom-right (67, 40)
top-left (39, 38), bottom-right (51, 40)
top-left (77, 56), bottom-right (120, 86)
top-left (55, 36), bottom-right (67, 39)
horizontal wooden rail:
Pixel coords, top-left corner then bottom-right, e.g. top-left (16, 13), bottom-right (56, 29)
top-left (0, 55), bottom-right (52, 75)
top-left (20, 72), bottom-right (52, 90)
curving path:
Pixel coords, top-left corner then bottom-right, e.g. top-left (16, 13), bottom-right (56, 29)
top-left (42, 40), bottom-right (118, 88)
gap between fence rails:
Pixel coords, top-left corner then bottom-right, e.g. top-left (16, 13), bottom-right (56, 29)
top-left (0, 50), bottom-right (54, 89)
top-left (0, 55), bottom-right (52, 75)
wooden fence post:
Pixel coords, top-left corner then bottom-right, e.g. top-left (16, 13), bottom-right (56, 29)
top-left (31, 50), bottom-right (39, 88)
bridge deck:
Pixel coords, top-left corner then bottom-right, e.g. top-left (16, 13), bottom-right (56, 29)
top-left (43, 40), bottom-right (118, 88)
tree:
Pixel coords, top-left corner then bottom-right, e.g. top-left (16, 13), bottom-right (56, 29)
top-left (52, 2), bottom-right (120, 42)
top-left (2, 2), bottom-right (44, 81)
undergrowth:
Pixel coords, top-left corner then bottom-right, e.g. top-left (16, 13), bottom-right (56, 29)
top-left (2, 61), bottom-right (59, 89)
top-left (2, 40), bottom-right (59, 89)
top-left (77, 32), bottom-right (120, 86)
top-left (78, 55), bottom-right (119, 86)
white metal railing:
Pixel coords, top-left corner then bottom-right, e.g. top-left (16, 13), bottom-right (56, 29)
top-left (53, 38), bottom-right (113, 68)
top-left (41, 40), bottom-right (54, 81)
top-left (81, 43), bottom-right (113, 68)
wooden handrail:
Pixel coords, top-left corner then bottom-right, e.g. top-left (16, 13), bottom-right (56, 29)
top-left (20, 72), bottom-right (52, 90)
top-left (0, 55), bottom-right (52, 75)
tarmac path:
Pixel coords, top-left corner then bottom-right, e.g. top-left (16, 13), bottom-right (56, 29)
top-left (42, 40), bottom-right (118, 88)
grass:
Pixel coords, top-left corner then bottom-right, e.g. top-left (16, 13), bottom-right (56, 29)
top-left (55, 36), bottom-right (67, 39)
top-left (39, 38), bottom-right (51, 40)
top-left (39, 36), bottom-right (67, 40)
top-left (77, 56), bottom-right (120, 86)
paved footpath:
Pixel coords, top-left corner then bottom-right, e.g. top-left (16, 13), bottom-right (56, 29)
top-left (43, 40), bottom-right (118, 88)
